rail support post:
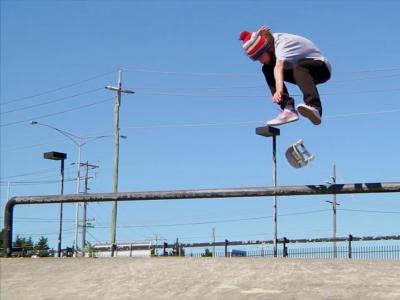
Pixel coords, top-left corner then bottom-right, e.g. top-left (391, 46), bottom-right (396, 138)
top-left (348, 234), bottom-right (353, 259)
top-left (283, 237), bottom-right (289, 257)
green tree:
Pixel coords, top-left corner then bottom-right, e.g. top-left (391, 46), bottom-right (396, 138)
top-left (34, 236), bottom-right (50, 257)
top-left (86, 243), bottom-right (98, 258)
top-left (13, 235), bottom-right (34, 257)
top-left (202, 248), bottom-right (213, 257)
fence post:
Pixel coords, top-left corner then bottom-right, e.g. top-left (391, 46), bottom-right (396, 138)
top-left (111, 244), bottom-right (117, 257)
top-left (348, 234), bottom-right (353, 259)
top-left (163, 242), bottom-right (167, 256)
top-left (283, 237), bottom-right (288, 257)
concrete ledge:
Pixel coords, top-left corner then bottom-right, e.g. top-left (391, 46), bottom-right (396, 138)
top-left (1, 258), bottom-right (400, 300)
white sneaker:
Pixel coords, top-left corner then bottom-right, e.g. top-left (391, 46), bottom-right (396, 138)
top-left (296, 104), bottom-right (321, 125)
top-left (267, 109), bottom-right (299, 126)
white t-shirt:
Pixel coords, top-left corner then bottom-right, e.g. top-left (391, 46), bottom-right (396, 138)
top-left (273, 33), bottom-right (332, 73)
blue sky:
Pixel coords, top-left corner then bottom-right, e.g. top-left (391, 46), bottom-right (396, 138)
top-left (1, 0), bottom-right (399, 250)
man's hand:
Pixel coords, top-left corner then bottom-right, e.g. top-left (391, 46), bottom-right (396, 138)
top-left (273, 90), bottom-right (284, 103)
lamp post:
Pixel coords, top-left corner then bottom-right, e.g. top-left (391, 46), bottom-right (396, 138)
top-left (43, 151), bottom-right (67, 257)
top-left (30, 121), bottom-right (127, 255)
top-left (105, 69), bottom-right (134, 256)
top-left (256, 126), bottom-right (280, 257)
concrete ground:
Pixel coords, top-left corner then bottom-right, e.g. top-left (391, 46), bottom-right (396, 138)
top-left (1, 257), bottom-right (400, 300)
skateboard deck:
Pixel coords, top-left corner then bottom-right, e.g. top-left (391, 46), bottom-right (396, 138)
top-left (285, 139), bottom-right (315, 168)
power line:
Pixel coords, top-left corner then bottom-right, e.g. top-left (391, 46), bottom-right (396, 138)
top-left (338, 208), bottom-right (400, 214)
top-left (0, 165), bottom-right (76, 180)
top-left (0, 97), bottom-right (113, 127)
top-left (134, 84), bottom-right (267, 91)
top-left (2, 79), bottom-right (399, 128)
top-left (1, 88), bottom-right (104, 115)
top-left (3, 90), bottom-right (398, 129)
top-left (1, 70), bottom-right (116, 105)
top-left (126, 73), bottom-right (400, 91)
top-left (0, 178), bottom-right (76, 186)
top-left (333, 66), bottom-right (400, 74)
top-left (123, 68), bottom-right (256, 77)
top-left (330, 73), bottom-right (400, 83)
top-left (325, 109), bottom-right (400, 119)
top-left (122, 66), bottom-right (400, 77)
top-left (120, 108), bottom-right (400, 130)
top-left (156, 228), bottom-right (334, 242)
top-left (14, 227), bottom-right (75, 237)
top-left (122, 120), bottom-right (265, 130)
top-left (1, 130), bottom-right (115, 152)
top-left (92, 209), bottom-right (330, 229)
top-left (2, 108), bottom-right (399, 155)
top-left (86, 229), bottom-right (102, 243)
top-left (135, 87), bottom-right (400, 99)
top-left (0, 168), bottom-right (64, 180)
top-left (1, 138), bottom-right (73, 152)
top-left (2, 108), bottom-right (398, 158)
top-left (10, 218), bottom-right (77, 223)
top-left (320, 87), bottom-right (400, 96)
top-left (2, 66), bottom-right (398, 106)
top-left (137, 91), bottom-right (281, 98)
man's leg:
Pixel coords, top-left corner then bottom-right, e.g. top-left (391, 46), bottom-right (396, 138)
top-left (292, 59), bottom-right (330, 125)
top-left (262, 64), bottom-right (295, 110)
top-left (292, 59), bottom-right (331, 115)
top-left (262, 64), bottom-right (299, 126)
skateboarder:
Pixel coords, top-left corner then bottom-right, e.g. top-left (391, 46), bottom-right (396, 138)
top-left (239, 26), bottom-right (332, 126)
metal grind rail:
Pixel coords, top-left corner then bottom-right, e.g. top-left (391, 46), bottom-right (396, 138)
top-left (3, 182), bottom-right (400, 257)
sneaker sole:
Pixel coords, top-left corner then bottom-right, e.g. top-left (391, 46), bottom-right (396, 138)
top-left (297, 106), bottom-right (321, 125)
top-left (267, 116), bottom-right (299, 126)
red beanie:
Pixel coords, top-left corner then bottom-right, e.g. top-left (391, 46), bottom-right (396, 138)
top-left (239, 30), bottom-right (272, 60)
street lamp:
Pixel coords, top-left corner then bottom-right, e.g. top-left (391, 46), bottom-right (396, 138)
top-left (256, 125), bottom-right (280, 257)
top-left (30, 120), bottom-right (127, 255)
top-left (43, 151), bottom-right (67, 258)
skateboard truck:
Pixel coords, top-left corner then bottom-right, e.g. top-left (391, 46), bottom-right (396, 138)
top-left (285, 139), bottom-right (315, 168)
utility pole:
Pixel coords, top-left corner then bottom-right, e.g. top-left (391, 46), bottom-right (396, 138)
top-left (81, 161), bottom-right (99, 256)
top-left (212, 227), bottom-right (216, 257)
top-left (105, 69), bottom-right (134, 257)
top-left (326, 164), bottom-right (340, 258)
top-left (73, 145), bottom-right (82, 257)
top-left (332, 164), bottom-right (338, 258)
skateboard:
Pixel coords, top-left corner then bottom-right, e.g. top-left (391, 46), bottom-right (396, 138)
top-left (285, 139), bottom-right (315, 168)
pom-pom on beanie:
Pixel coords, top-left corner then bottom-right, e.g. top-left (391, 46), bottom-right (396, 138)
top-left (239, 31), bottom-right (272, 60)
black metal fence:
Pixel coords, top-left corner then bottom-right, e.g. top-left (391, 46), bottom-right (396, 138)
top-left (285, 245), bottom-right (400, 259)
top-left (187, 244), bottom-right (400, 260)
